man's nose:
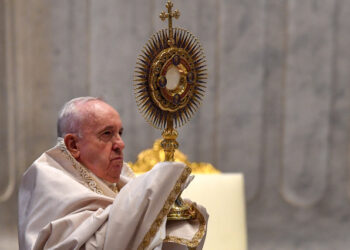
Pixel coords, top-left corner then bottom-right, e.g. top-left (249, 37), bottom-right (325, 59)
top-left (112, 135), bottom-right (125, 150)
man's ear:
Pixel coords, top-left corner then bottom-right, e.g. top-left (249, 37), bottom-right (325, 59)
top-left (64, 134), bottom-right (80, 159)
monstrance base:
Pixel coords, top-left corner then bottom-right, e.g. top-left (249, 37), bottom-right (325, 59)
top-left (167, 196), bottom-right (196, 220)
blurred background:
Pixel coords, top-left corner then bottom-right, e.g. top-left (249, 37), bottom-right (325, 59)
top-left (1, 0), bottom-right (350, 249)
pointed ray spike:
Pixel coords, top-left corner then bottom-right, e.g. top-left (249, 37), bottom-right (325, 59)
top-left (135, 82), bottom-right (147, 88)
top-left (174, 114), bottom-right (178, 128)
top-left (197, 61), bottom-right (207, 67)
top-left (196, 83), bottom-right (206, 87)
top-left (174, 29), bottom-right (180, 46)
top-left (136, 89), bottom-right (148, 95)
top-left (138, 97), bottom-right (149, 105)
top-left (135, 91), bottom-right (147, 99)
top-left (163, 29), bottom-right (169, 48)
top-left (149, 111), bottom-right (156, 122)
top-left (195, 58), bottom-right (206, 65)
top-left (135, 70), bottom-right (147, 75)
top-left (197, 72), bottom-right (208, 78)
top-left (182, 32), bottom-right (189, 48)
top-left (195, 87), bottom-right (205, 93)
top-left (137, 57), bottom-right (149, 66)
top-left (136, 74), bottom-right (147, 80)
top-left (185, 37), bottom-right (195, 52)
top-left (145, 39), bottom-right (154, 52)
top-left (134, 77), bottom-right (148, 82)
top-left (143, 43), bottom-right (152, 55)
top-left (159, 30), bottom-right (165, 49)
top-left (156, 32), bottom-right (163, 50)
top-left (139, 102), bottom-right (150, 113)
top-left (189, 43), bottom-right (198, 55)
top-left (158, 112), bottom-right (163, 128)
top-left (143, 105), bottom-right (151, 120)
top-left (146, 41), bottom-right (155, 55)
top-left (134, 84), bottom-right (146, 90)
top-left (156, 110), bottom-right (162, 127)
top-left (180, 31), bottom-right (188, 48)
top-left (179, 115), bottom-right (185, 127)
top-left (176, 112), bottom-right (181, 127)
top-left (149, 107), bottom-right (156, 120)
top-left (188, 103), bottom-right (195, 114)
top-left (142, 49), bottom-right (152, 61)
top-left (143, 103), bottom-right (152, 114)
top-left (178, 30), bottom-right (184, 47)
top-left (183, 108), bottom-right (190, 121)
top-left (194, 91), bottom-right (204, 98)
top-left (192, 50), bottom-right (202, 61)
top-left (176, 29), bottom-right (182, 47)
top-left (192, 49), bottom-right (201, 60)
top-left (182, 32), bottom-right (191, 48)
top-left (196, 67), bottom-right (207, 72)
top-left (163, 114), bottom-right (168, 127)
top-left (195, 65), bottom-right (207, 71)
top-left (151, 36), bottom-right (159, 52)
top-left (137, 57), bottom-right (149, 65)
top-left (136, 61), bottom-right (148, 68)
top-left (135, 87), bottom-right (148, 94)
top-left (136, 91), bottom-right (148, 99)
top-left (192, 95), bottom-right (202, 106)
top-left (135, 90), bottom-right (147, 97)
top-left (138, 94), bottom-right (149, 102)
top-left (138, 54), bottom-right (151, 64)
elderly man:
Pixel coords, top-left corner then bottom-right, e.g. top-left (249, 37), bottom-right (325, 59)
top-left (18, 97), bottom-right (207, 250)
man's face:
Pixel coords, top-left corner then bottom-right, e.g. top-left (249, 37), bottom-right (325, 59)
top-left (75, 101), bottom-right (125, 183)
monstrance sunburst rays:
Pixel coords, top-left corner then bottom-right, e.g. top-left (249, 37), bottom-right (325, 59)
top-left (134, 27), bottom-right (207, 129)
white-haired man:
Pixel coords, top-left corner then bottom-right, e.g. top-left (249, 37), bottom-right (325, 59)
top-left (18, 97), bottom-right (207, 250)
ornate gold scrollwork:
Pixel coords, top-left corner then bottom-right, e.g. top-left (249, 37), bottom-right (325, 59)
top-left (129, 139), bottom-right (220, 174)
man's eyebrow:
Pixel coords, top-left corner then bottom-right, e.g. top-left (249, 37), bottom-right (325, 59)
top-left (98, 125), bottom-right (114, 134)
top-left (98, 126), bottom-right (123, 134)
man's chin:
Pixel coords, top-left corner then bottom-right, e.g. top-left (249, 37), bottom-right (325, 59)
top-left (108, 165), bottom-right (122, 182)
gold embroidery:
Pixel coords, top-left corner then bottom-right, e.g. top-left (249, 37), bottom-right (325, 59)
top-left (137, 166), bottom-right (192, 250)
top-left (57, 139), bottom-right (104, 195)
top-left (164, 204), bottom-right (206, 247)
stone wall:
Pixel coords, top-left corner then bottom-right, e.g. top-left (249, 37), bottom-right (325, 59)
top-left (1, 0), bottom-right (350, 249)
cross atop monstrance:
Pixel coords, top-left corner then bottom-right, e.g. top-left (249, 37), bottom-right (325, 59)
top-left (159, 1), bottom-right (180, 46)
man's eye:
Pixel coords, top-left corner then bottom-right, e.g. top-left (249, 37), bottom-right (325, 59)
top-left (100, 131), bottom-right (113, 139)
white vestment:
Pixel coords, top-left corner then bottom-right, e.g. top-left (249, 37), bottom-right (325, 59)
top-left (18, 140), bottom-right (207, 250)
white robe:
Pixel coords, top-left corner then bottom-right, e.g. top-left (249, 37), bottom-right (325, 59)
top-left (18, 140), bottom-right (207, 250)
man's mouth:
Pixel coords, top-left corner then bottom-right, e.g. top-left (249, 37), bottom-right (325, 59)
top-left (111, 156), bottom-right (123, 162)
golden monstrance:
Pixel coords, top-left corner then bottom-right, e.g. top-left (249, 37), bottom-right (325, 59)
top-left (134, 1), bottom-right (207, 220)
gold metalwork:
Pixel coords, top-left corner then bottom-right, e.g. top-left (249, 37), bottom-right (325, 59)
top-left (164, 203), bottom-right (207, 247)
top-left (133, 0), bottom-right (208, 226)
top-left (129, 139), bottom-right (220, 174)
top-left (159, 1), bottom-right (180, 46)
top-left (134, 27), bottom-right (207, 129)
top-left (161, 117), bottom-right (179, 161)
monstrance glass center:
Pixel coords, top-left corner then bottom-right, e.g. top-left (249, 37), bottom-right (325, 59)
top-left (165, 65), bottom-right (180, 90)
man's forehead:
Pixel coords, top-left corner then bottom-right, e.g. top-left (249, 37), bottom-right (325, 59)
top-left (79, 100), bottom-right (117, 114)
top-left (78, 100), bottom-right (122, 128)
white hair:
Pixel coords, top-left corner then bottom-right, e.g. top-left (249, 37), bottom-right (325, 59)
top-left (57, 96), bottom-right (101, 137)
